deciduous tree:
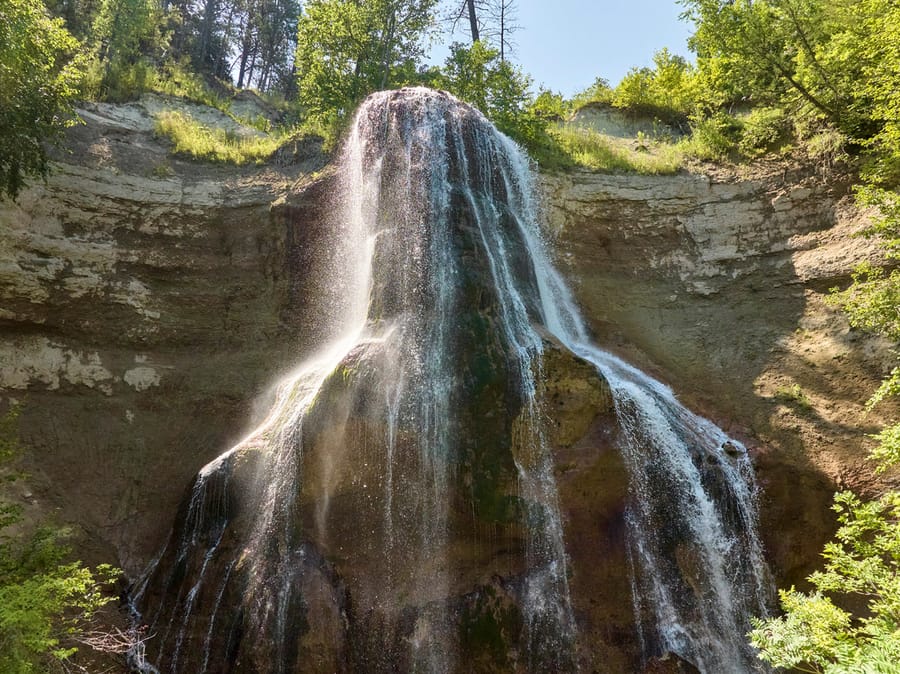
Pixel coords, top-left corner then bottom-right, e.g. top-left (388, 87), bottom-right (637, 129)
top-left (0, 0), bottom-right (83, 200)
top-left (295, 0), bottom-right (437, 121)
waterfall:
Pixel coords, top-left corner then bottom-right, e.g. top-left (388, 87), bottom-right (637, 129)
top-left (131, 87), bottom-right (771, 673)
top-left (527, 256), bottom-right (772, 672)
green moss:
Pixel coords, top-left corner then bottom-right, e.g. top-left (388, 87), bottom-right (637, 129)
top-left (455, 311), bottom-right (522, 524)
top-left (459, 585), bottom-right (523, 670)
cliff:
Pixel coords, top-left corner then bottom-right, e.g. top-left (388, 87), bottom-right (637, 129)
top-left (0, 95), bottom-right (327, 571)
top-left (542, 169), bottom-right (896, 584)
top-left (0, 97), bottom-right (893, 670)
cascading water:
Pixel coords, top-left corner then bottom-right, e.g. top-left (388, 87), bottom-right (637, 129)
top-left (526, 266), bottom-right (773, 672)
top-left (131, 87), bottom-right (771, 673)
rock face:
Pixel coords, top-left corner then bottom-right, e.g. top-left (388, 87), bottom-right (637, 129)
top-left (0, 96), bottom-right (890, 672)
top-left (0, 98), bottom-right (328, 571)
top-left (542, 168), bottom-right (896, 588)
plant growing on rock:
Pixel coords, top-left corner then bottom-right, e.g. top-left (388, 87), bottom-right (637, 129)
top-left (750, 490), bottom-right (900, 672)
top-left (0, 407), bottom-right (123, 673)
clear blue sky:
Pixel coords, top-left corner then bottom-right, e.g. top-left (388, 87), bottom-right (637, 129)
top-left (435, 0), bottom-right (695, 97)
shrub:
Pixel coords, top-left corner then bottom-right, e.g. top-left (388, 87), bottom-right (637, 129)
top-left (570, 77), bottom-right (614, 108)
top-left (738, 106), bottom-right (791, 157)
top-left (530, 88), bottom-right (570, 123)
top-left (679, 112), bottom-right (741, 161)
top-left (774, 383), bottom-right (813, 411)
top-left (750, 491), bottom-right (900, 672)
top-left (0, 407), bottom-right (122, 672)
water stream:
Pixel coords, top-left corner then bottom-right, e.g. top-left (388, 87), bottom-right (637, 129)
top-left (132, 87), bottom-right (771, 673)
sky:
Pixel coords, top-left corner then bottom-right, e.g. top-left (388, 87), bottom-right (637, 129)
top-left (436, 0), bottom-right (695, 97)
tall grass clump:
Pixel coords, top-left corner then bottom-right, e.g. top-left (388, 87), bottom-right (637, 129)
top-left (154, 110), bottom-right (284, 164)
top-left (548, 124), bottom-right (684, 175)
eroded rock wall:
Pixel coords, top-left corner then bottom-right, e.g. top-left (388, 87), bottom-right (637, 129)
top-left (0, 104), bottom-right (330, 571)
top-left (541, 169), bottom-right (896, 587)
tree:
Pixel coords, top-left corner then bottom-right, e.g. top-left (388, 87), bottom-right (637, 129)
top-left (0, 0), bottom-right (83, 200)
top-left (438, 40), bottom-right (543, 147)
top-left (295, 0), bottom-right (437, 122)
top-left (680, 0), bottom-right (846, 122)
top-left (228, 0), bottom-right (300, 91)
top-left (481, 0), bottom-right (518, 62)
top-left (447, 0), bottom-right (481, 42)
top-left (43, 0), bottom-right (103, 41)
top-left (446, 0), bottom-right (519, 60)
top-left (90, 0), bottom-right (168, 99)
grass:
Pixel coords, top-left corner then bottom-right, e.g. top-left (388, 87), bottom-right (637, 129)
top-left (153, 110), bottom-right (286, 165)
top-left (538, 124), bottom-right (685, 175)
top-left (148, 63), bottom-right (233, 113)
top-left (775, 383), bottom-right (814, 411)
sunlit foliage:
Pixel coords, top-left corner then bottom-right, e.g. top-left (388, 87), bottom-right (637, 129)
top-left (0, 408), bottom-right (121, 672)
top-left (0, 0), bottom-right (83, 199)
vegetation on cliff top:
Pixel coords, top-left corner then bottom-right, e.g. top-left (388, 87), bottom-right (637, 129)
top-left (2, 0), bottom-right (899, 182)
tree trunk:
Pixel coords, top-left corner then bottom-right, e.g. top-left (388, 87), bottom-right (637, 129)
top-left (499, 0), bottom-right (505, 61)
top-left (237, 21), bottom-right (254, 88)
top-left (379, 13), bottom-right (397, 89)
top-left (466, 0), bottom-right (479, 42)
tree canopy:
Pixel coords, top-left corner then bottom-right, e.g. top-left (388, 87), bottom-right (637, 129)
top-left (0, 0), bottom-right (83, 199)
top-left (295, 0), bottom-right (437, 122)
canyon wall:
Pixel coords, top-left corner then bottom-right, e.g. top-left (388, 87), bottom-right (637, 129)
top-left (0, 101), bottom-right (893, 669)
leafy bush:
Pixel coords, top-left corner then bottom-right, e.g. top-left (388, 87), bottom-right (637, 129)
top-left (529, 88), bottom-right (570, 123)
top-left (93, 59), bottom-right (155, 103)
top-left (805, 128), bottom-right (850, 167)
top-left (149, 62), bottom-right (232, 112)
top-left (738, 106), bottom-right (791, 157)
top-left (87, 0), bottom-right (168, 101)
top-left (611, 48), bottom-right (696, 124)
top-left (570, 77), bottom-right (614, 109)
top-left (750, 491), bottom-right (900, 673)
top-left (679, 112), bottom-right (741, 161)
top-left (774, 383), bottom-right (813, 411)
top-left (0, 408), bottom-right (121, 672)
top-left (613, 67), bottom-right (656, 111)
